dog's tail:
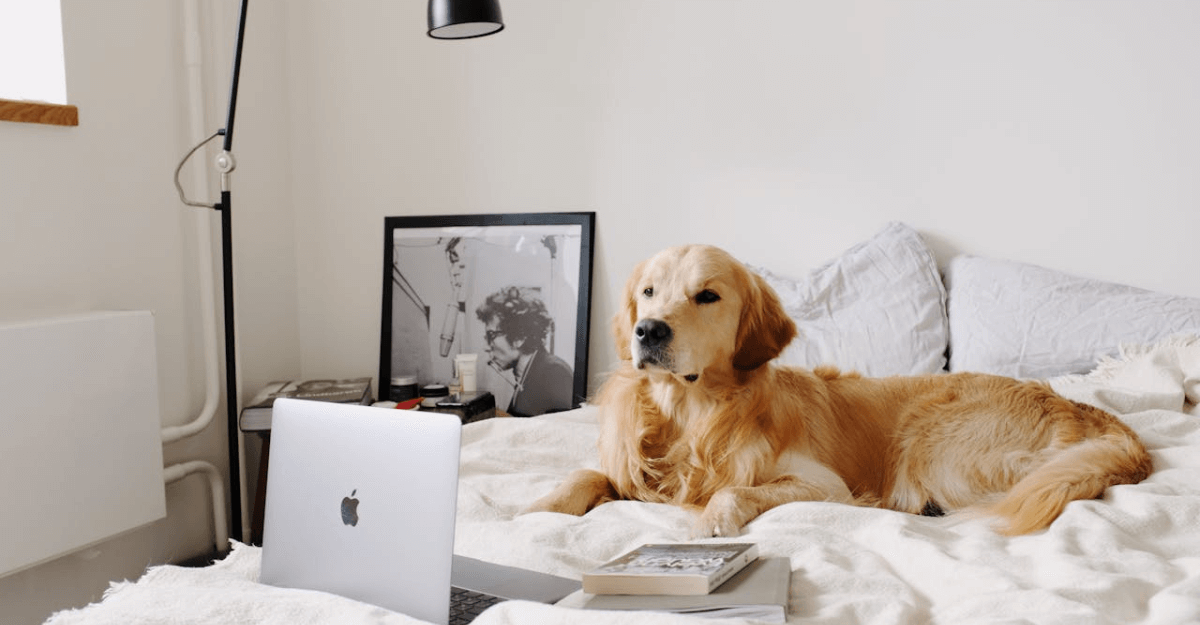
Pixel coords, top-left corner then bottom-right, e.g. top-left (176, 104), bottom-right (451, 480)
top-left (989, 404), bottom-right (1153, 535)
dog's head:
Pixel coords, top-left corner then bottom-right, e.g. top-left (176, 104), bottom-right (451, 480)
top-left (613, 245), bottom-right (796, 383)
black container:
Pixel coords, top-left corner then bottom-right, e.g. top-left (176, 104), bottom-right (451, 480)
top-left (389, 375), bottom-right (418, 402)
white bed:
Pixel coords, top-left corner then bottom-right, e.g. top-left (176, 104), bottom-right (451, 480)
top-left (47, 224), bottom-right (1200, 625)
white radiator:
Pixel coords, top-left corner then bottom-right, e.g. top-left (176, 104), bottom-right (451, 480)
top-left (0, 311), bottom-right (167, 576)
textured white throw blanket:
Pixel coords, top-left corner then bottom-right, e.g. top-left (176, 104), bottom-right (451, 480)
top-left (48, 335), bottom-right (1200, 625)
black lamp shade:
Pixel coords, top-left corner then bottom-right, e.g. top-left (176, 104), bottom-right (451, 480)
top-left (428, 0), bottom-right (504, 39)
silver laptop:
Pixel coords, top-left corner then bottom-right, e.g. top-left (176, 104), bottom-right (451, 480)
top-left (261, 398), bottom-right (580, 624)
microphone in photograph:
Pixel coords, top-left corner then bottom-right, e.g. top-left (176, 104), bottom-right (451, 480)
top-left (438, 301), bottom-right (465, 357)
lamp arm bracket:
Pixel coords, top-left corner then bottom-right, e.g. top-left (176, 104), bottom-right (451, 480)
top-left (215, 150), bottom-right (236, 193)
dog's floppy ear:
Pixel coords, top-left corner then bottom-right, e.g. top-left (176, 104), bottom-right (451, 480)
top-left (612, 259), bottom-right (648, 361)
top-left (733, 270), bottom-right (797, 370)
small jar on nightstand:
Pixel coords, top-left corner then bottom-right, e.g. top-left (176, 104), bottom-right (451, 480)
top-left (388, 375), bottom-right (418, 403)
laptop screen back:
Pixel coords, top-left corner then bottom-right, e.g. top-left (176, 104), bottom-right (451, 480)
top-left (261, 398), bottom-right (462, 624)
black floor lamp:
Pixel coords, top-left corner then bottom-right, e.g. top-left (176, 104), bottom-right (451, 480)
top-left (175, 0), bottom-right (504, 544)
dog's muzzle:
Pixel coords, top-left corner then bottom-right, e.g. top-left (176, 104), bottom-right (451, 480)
top-left (633, 318), bottom-right (672, 369)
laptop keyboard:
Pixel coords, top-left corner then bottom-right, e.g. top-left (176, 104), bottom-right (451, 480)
top-left (449, 586), bottom-right (505, 625)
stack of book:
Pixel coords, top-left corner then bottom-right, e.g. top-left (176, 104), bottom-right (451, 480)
top-left (571, 542), bottom-right (790, 622)
top-left (239, 377), bottom-right (374, 431)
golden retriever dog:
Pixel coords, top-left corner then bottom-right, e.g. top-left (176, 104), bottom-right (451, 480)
top-left (526, 244), bottom-right (1153, 537)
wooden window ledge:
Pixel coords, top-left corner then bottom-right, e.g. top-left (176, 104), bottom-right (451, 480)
top-left (0, 98), bottom-right (79, 126)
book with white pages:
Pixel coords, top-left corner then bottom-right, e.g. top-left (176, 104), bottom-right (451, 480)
top-left (581, 542), bottom-right (759, 595)
top-left (564, 556), bottom-right (791, 623)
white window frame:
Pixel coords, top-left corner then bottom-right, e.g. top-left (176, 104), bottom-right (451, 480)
top-left (0, 0), bottom-right (77, 126)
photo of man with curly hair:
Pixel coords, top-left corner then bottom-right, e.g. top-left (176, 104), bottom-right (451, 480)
top-left (474, 286), bottom-right (575, 416)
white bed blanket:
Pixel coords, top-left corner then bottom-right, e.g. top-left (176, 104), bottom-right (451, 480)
top-left (48, 335), bottom-right (1200, 625)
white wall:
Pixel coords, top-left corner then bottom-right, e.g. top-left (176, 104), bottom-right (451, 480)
top-left (3, 1), bottom-right (1199, 622)
top-left (0, 1), bottom-right (292, 623)
top-left (277, 0), bottom-right (1200, 392)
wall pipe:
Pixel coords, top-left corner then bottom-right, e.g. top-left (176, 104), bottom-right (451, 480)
top-left (164, 0), bottom-right (221, 448)
top-left (163, 461), bottom-right (230, 551)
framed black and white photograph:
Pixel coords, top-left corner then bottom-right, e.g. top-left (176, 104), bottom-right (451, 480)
top-left (380, 212), bottom-right (595, 417)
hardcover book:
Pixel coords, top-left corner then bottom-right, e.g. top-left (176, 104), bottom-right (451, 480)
top-left (570, 557), bottom-right (791, 622)
top-left (581, 542), bottom-right (759, 596)
top-left (239, 377), bottom-right (373, 431)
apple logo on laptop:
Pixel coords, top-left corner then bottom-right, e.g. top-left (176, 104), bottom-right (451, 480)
top-left (341, 489), bottom-right (360, 526)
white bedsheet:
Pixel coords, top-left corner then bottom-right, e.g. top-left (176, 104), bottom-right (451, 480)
top-left (48, 336), bottom-right (1200, 625)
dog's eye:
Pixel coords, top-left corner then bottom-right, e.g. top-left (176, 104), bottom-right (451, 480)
top-left (695, 289), bottom-right (720, 304)
top-left (642, 287), bottom-right (654, 298)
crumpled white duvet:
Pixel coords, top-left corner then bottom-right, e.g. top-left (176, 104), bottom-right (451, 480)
top-left (47, 335), bottom-right (1200, 625)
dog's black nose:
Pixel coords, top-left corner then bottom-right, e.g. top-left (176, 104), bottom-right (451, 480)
top-left (635, 318), bottom-right (672, 348)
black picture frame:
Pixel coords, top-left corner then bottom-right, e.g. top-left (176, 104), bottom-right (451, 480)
top-left (380, 212), bottom-right (595, 416)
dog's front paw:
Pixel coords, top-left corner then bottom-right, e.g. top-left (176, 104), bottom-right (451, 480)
top-left (522, 469), bottom-right (616, 517)
top-left (523, 489), bottom-right (586, 516)
top-left (691, 490), bottom-right (751, 539)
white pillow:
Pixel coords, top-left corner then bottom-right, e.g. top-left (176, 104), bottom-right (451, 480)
top-left (751, 222), bottom-right (949, 376)
top-left (945, 255), bottom-right (1200, 379)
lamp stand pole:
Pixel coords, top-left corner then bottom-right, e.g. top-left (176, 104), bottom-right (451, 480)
top-left (211, 0), bottom-right (250, 544)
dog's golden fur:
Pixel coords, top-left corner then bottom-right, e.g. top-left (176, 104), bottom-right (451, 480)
top-left (526, 244), bottom-right (1153, 536)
